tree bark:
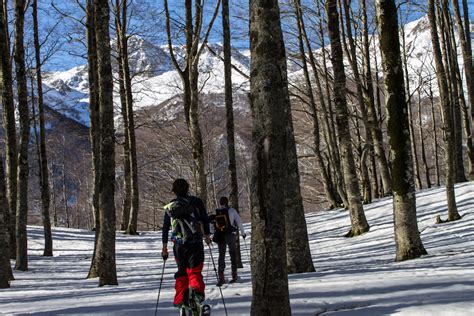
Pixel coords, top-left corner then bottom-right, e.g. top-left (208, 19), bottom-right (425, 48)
top-left (94, 0), bottom-right (118, 286)
top-left (114, 4), bottom-right (131, 232)
top-left (118, 1), bottom-right (140, 236)
top-left (400, 26), bottom-right (422, 190)
top-left (460, 0), bottom-right (474, 180)
top-left (221, 0), bottom-right (243, 268)
top-left (361, 0), bottom-right (388, 198)
top-left (427, 0), bottom-right (461, 222)
top-left (438, 1), bottom-right (466, 183)
top-left (0, 156), bottom-right (13, 287)
top-left (326, 0), bottom-right (369, 237)
top-left (164, 0), bottom-right (221, 206)
top-left (0, 0), bottom-right (17, 260)
top-left (32, 0), bottom-right (53, 257)
top-left (315, 0), bottom-right (348, 207)
top-left (377, 0), bottom-right (427, 261)
top-left (429, 85), bottom-right (441, 187)
top-left (13, 0), bottom-right (30, 271)
top-left (417, 93), bottom-right (432, 188)
top-left (249, 0), bottom-right (291, 313)
top-left (295, 0), bottom-right (338, 208)
top-left (86, 0), bottom-right (100, 279)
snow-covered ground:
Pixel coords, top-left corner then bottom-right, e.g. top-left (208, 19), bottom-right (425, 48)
top-left (1, 183), bottom-right (473, 315)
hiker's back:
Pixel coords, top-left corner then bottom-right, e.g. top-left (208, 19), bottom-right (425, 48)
top-left (166, 196), bottom-right (203, 244)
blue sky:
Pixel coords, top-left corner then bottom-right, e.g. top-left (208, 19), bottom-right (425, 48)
top-left (35, 0), bottom-right (474, 72)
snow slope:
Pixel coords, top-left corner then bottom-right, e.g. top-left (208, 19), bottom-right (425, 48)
top-left (1, 183), bottom-right (473, 315)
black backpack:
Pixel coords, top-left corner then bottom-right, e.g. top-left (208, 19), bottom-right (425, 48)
top-left (214, 207), bottom-right (236, 234)
top-left (166, 197), bottom-right (202, 243)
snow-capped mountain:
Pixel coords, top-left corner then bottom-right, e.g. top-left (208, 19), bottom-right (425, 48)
top-left (42, 36), bottom-right (252, 127)
top-left (40, 16), bottom-right (453, 130)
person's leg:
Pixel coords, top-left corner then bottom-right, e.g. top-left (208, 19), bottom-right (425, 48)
top-left (216, 238), bottom-right (227, 285)
top-left (173, 244), bottom-right (189, 306)
top-left (217, 239), bottom-right (227, 274)
top-left (226, 233), bottom-right (238, 281)
top-left (187, 243), bottom-right (205, 297)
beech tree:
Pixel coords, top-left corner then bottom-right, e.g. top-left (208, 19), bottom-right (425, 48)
top-left (0, 0), bottom-right (17, 260)
top-left (326, 0), bottom-right (369, 237)
top-left (163, 0), bottom-right (221, 205)
top-left (93, 0), bottom-right (118, 286)
top-left (0, 156), bottom-right (13, 287)
top-left (249, 0), bottom-right (292, 313)
top-left (427, 0), bottom-right (461, 222)
top-left (32, 0), bottom-right (53, 257)
top-left (376, 0), bottom-right (427, 261)
top-left (13, 0), bottom-right (30, 271)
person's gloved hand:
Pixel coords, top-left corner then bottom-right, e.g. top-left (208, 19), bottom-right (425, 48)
top-left (162, 247), bottom-right (169, 260)
top-left (204, 235), bottom-right (212, 245)
top-left (242, 233), bottom-right (247, 240)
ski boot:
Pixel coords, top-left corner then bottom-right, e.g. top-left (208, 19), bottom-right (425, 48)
top-left (229, 270), bottom-right (239, 283)
top-left (216, 271), bottom-right (225, 287)
top-left (188, 287), bottom-right (205, 316)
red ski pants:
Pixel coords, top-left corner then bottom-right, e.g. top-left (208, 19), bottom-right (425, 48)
top-left (173, 242), bottom-right (205, 306)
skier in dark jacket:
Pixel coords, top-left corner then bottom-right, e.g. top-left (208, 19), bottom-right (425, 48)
top-left (212, 196), bottom-right (246, 286)
top-left (161, 178), bottom-right (211, 311)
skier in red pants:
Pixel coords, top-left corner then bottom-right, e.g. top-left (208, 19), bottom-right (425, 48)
top-left (161, 179), bottom-right (211, 312)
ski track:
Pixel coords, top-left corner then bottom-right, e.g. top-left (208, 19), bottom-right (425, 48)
top-left (0, 183), bottom-right (473, 315)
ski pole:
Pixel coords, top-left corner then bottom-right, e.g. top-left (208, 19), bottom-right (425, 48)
top-left (205, 256), bottom-right (210, 284)
top-left (154, 258), bottom-right (167, 316)
top-left (243, 236), bottom-right (250, 263)
top-left (207, 244), bottom-right (228, 316)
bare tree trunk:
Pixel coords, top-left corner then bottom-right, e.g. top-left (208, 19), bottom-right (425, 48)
top-left (298, 1), bottom-right (342, 206)
top-left (94, 0), bottom-right (118, 286)
top-left (61, 162), bottom-right (69, 228)
top-left (326, 0), bottom-right (369, 237)
top-left (400, 26), bottom-right (422, 190)
top-left (221, 0), bottom-right (243, 268)
top-left (49, 162), bottom-right (58, 227)
top-left (361, 0), bottom-right (388, 197)
top-left (342, 0), bottom-right (391, 198)
top-left (460, 0), bottom-right (474, 180)
top-left (0, 156), bottom-right (13, 287)
top-left (32, 0), bottom-right (53, 257)
top-left (439, 1), bottom-right (466, 183)
top-left (113, 6), bottom-right (131, 232)
top-left (295, 0), bottom-right (338, 208)
top-left (429, 85), bottom-right (441, 187)
top-left (315, 4), bottom-right (348, 207)
top-left (13, 0), bottom-right (30, 271)
top-left (164, 0), bottom-right (221, 206)
top-left (117, 1), bottom-right (140, 236)
top-left (339, 0), bottom-right (372, 204)
top-left (377, 0), bottom-right (427, 261)
top-left (86, 0), bottom-right (100, 279)
top-left (249, 0), bottom-right (291, 313)
top-left (0, 0), bottom-right (17, 260)
top-left (428, 0), bottom-right (461, 222)
top-left (417, 93), bottom-right (432, 188)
